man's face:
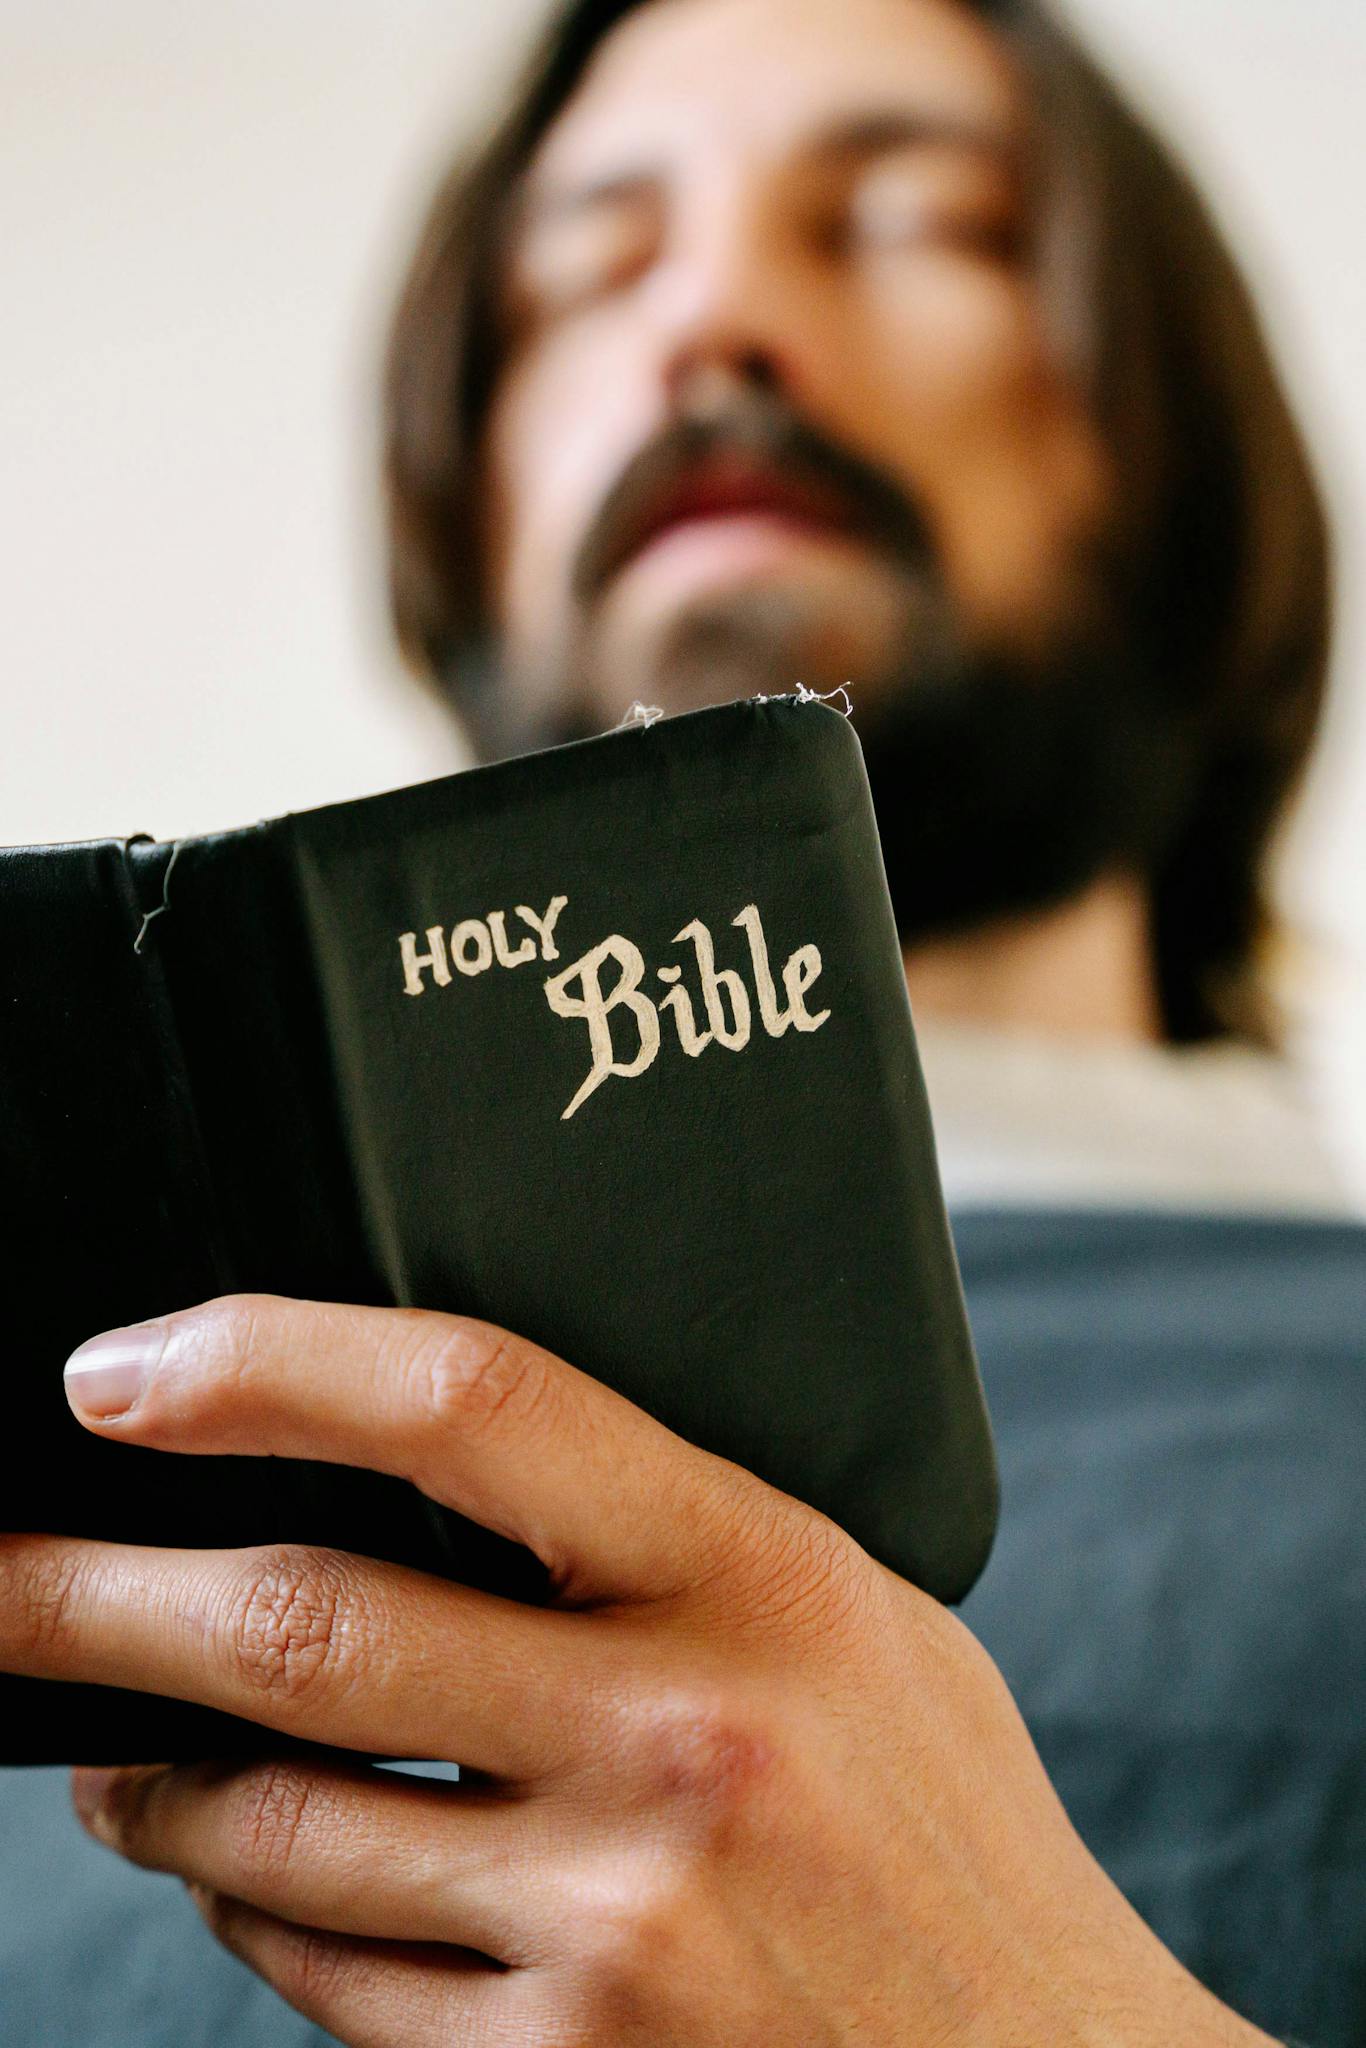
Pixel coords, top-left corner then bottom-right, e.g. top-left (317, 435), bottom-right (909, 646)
top-left (479, 0), bottom-right (1114, 743)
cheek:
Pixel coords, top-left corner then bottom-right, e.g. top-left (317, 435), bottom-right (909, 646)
top-left (871, 259), bottom-right (1046, 399)
top-left (483, 329), bottom-right (652, 664)
top-left (843, 264), bottom-right (1112, 635)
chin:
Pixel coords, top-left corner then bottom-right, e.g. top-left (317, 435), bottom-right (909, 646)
top-left (585, 569), bottom-right (919, 724)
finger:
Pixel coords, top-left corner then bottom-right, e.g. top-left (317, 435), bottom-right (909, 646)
top-left (72, 1756), bottom-right (565, 1963)
top-left (63, 1294), bottom-right (762, 1604)
top-left (0, 1531), bottom-right (600, 1776)
top-left (187, 1887), bottom-right (517, 2048)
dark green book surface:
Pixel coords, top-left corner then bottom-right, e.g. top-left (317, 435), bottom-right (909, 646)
top-left (1, 696), bottom-right (996, 1762)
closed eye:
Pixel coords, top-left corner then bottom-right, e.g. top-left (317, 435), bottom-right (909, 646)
top-left (504, 178), bottom-right (663, 329)
top-left (835, 143), bottom-right (1025, 264)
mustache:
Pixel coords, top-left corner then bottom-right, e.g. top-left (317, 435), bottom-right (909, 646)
top-left (569, 388), bottom-right (939, 608)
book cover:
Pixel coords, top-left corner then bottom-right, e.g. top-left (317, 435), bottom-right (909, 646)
top-left (1, 695), bottom-right (996, 1762)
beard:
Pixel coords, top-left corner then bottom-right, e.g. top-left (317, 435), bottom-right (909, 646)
top-left (469, 585), bottom-right (1198, 950)
top-left (853, 624), bottom-right (1198, 943)
top-left (459, 382), bottom-right (1199, 946)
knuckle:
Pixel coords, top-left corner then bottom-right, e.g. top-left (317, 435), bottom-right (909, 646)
top-left (621, 1685), bottom-right (786, 1832)
top-left (279, 1924), bottom-right (352, 2013)
top-left (729, 1491), bottom-right (874, 1638)
top-left (225, 1546), bottom-right (356, 1706)
top-left (406, 1319), bottom-right (552, 1444)
top-left (576, 1864), bottom-right (695, 2020)
top-left (183, 1292), bottom-right (263, 1369)
top-left (200, 1884), bottom-right (352, 2014)
top-left (229, 1762), bottom-right (317, 1883)
top-left (94, 1767), bottom-right (163, 1863)
top-left (687, 1457), bottom-right (875, 1634)
top-left (166, 1294), bottom-right (273, 1414)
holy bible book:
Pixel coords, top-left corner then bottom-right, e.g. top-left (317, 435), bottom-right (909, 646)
top-left (2, 695), bottom-right (996, 1763)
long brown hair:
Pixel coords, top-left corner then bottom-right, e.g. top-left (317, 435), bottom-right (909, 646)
top-left (382, 0), bottom-right (1333, 1045)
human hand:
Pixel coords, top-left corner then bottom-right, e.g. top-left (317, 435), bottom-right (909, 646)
top-left (0, 1296), bottom-right (1272, 2046)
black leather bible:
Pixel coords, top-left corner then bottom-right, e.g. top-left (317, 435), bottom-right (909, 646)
top-left (2, 696), bottom-right (996, 1763)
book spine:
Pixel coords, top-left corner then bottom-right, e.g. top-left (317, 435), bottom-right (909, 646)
top-left (1, 839), bottom-right (238, 1550)
top-left (151, 819), bottom-right (522, 1597)
top-left (146, 823), bottom-right (384, 1305)
top-left (122, 837), bottom-right (241, 1295)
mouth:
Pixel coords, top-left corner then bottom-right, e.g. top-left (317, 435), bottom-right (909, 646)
top-left (604, 452), bottom-right (864, 586)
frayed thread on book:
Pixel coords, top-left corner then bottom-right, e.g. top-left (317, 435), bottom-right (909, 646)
top-left (621, 684), bottom-right (853, 726)
top-left (757, 682), bottom-right (853, 718)
top-left (617, 700), bottom-right (664, 729)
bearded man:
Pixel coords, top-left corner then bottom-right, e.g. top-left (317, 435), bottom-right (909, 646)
top-left (2, 3), bottom-right (1361, 2046)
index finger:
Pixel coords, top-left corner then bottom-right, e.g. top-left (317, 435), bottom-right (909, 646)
top-left (0, 1529), bottom-right (595, 1775)
top-left (63, 1296), bottom-right (763, 1606)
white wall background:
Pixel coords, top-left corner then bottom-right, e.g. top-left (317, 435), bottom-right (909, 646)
top-left (2, 0), bottom-right (1363, 1189)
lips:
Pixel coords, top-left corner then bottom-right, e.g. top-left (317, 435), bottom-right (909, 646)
top-left (607, 453), bottom-right (860, 580)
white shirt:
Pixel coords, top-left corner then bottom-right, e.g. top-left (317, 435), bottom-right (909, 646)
top-left (912, 1016), bottom-right (1357, 1218)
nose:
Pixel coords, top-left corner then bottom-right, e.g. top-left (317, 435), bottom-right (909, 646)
top-left (653, 191), bottom-right (815, 421)
top-left (667, 353), bottom-right (783, 426)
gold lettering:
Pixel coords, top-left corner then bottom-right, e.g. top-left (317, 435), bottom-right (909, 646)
top-left (488, 909), bottom-right (536, 968)
top-left (732, 904), bottom-right (829, 1036)
top-left (397, 893), bottom-right (829, 1116)
top-left (451, 918), bottom-right (493, 976)
top-left (399, 925), bottom-right (452, 997)
top-left (545, 935), bottom-right (661, 1121)
top-left (657, 965), bottom-right (712, 1055)
top-left (732, 903), bottom-right (786, 1035)
top-left (674, 918), bottom-right (750, 1050)
top-left (782, 944), bottom-right (830, 1031)
top-left (516, 895), bottom-right (569, 962)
